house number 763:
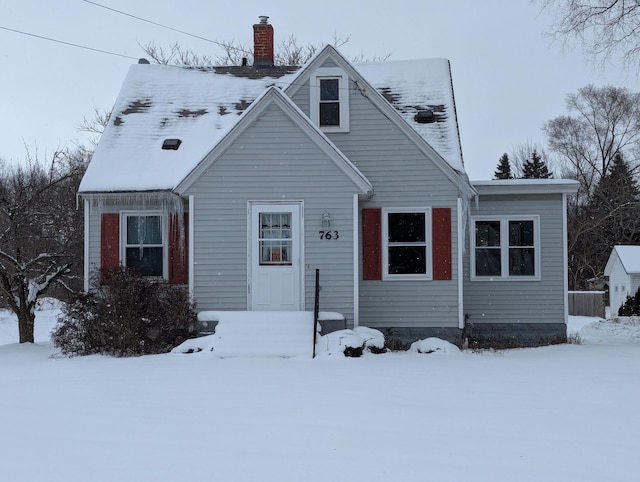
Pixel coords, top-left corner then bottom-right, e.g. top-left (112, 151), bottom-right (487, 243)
top-left (319, 230), bottom-right (339, 240)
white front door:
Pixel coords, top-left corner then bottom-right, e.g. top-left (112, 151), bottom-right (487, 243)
top-left (249, 203), bottom-right (302, 310)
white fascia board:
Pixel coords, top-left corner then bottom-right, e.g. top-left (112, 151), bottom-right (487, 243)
top-left (471, 180), bottom-right (580, 196)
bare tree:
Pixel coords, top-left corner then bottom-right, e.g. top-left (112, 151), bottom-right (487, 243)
top-left (543, 85), bottom-right (640, 200)
top-left (537, 0), bottom-right (640, 68)
top-left (77, 107), bottom-right (112, 147)
top-left (140, 34), bottom-right (388, 67)
top-left (0, 149), bottom-right (87, 343)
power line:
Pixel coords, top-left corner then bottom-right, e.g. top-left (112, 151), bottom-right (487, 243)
top-left (83, 0), bottom-right (230, 49)
top-left (0, 25), bottom-right (138, 60)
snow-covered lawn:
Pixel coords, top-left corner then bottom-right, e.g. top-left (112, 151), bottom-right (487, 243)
top-left (0, 302), bottom-right (638, 482)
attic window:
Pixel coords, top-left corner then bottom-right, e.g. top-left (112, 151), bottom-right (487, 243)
top-left (415, 110), bottom-right (434, 124)
top-left (162, 139), bottom-right (182, 150)
top-left (310, 68), bottom-right (350, 133)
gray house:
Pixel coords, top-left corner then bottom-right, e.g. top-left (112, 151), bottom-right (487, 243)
top-left (78, 18), bottom-right (578, 345)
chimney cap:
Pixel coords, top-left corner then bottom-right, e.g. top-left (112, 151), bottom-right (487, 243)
top-left (258, 16), bottom-right (269, 25)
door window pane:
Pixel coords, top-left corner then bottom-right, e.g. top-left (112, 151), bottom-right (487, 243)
top-left (259, 212), bottom-right (292, 265)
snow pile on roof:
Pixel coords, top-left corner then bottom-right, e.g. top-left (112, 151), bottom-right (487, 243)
top-left (356, 58), bottom-right (463, 171)
top-left (613, 245), bottom-right (640, 273)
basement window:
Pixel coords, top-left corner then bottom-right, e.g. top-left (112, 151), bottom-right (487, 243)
top-left (162, 139), bottom-right (182, 150)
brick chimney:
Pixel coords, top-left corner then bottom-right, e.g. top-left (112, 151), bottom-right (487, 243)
top-left (253, 16), bottom-right (274, 67)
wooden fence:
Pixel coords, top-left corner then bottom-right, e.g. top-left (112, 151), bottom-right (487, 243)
top-left (568, 291), bottom-right (606, 318)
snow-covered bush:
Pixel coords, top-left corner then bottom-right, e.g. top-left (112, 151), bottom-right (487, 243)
top-left (52, 268), bottom-right (197, 356)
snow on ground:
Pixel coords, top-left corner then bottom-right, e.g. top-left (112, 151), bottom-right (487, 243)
top-left (0, 302), bottom-right (639, 482)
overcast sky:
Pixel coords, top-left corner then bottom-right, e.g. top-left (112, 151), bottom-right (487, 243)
top-left (1, 0), bottom-right (631, 180)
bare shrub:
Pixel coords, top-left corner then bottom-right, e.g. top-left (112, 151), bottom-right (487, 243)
top-left (52, 268), bottom-right (197, 357)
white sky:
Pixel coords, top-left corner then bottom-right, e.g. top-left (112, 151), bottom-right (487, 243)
top-left (1, 0), bottom-right (631, 180)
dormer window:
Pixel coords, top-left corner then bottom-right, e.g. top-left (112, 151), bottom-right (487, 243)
top-left (319, 78), bottom-right (340, 126)
top-left (310, 68), bottom-right (349, 132)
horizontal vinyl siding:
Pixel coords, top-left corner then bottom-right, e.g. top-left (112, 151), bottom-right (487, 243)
top-left (185, 104), bottom-right (361, 321)
top-left (292, 75), bottom-right (462, 329)
top-left (464, 193), bottom-right (566, 324)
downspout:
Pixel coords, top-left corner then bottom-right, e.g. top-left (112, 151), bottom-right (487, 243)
top-left (188, 195), bottom-right (195, 299)
top-left (83, 198), bottom-right (90, 292)
top-left (353, 193), bottom-right (359, 327)
top-left (457, 197), bottom-right (464, 329)
top-left (562, 193), bottom-right (569, 326)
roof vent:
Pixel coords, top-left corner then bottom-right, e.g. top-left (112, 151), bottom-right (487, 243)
top-left (414, 109), bottom-right (435, 124)
top-left (138, 58), bottom-right (150, 64)
top-left (162, 139), bottom-right (182, 150)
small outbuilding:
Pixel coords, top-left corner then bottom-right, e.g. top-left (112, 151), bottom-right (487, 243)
top-left (604, 245), bottom-right (640, 315)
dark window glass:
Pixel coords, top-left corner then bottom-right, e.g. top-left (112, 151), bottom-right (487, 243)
top-left (320, 78), bottom-right (339, 100)
top-left (509, 248), bottom-right (535, 276)
top-left (475, 248), bottom-right (501, 276)
top-left (388, 213), bottom-right (425, 243)
top-left (126, 247), bottom-right (163, 276)
top-left (475, 221), bottom-right (500, 247)
top-left (125, 215), bottom-right (163, 276)
top-left (509, 220), bottom-right (534, 247)
top-left (387, 212), bottom-right (427, 275)
top-left (319, 78), bottom-right (340, 126)
top-left (319, 102), bottom-right (340, 126)
top-left (388, 246), bottom-right (426, 274)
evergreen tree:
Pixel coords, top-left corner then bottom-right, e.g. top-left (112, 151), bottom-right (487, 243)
top-left (590, 151), bottom-right (640, 247)
top-left (494, 153), bottom-right (514, 179)
top-left (522, 150), bottom-right (553, 179)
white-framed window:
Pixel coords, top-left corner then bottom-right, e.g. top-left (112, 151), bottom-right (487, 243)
top-left (122, 212), bottom-right (166, 277)
top-left (382, 208), bottom-right (432, 280)
top-left (258, 212), bottom-right (292, 266)
top-left (310, 68), bottom-right (350, 132)
top-left (471, 215), bottom-right (540, 281)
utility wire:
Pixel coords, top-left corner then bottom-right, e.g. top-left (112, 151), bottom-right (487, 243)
top-left (83, 0), bottom-right (228, 48)
top-left (0, 25), bottom-right (138, 60)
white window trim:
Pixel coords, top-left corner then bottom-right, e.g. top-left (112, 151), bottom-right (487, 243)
top-left (309, 67), bottom-right (350, 133)
top-left (120, 211), bottom-right (168, 280)
top-left (382, 207), bottom-right (432, 281)
top-left (471, 215), bottom-right (541, 281)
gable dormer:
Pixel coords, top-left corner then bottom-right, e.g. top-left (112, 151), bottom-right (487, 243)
top-left (309, 66), bottom-right (350, 133)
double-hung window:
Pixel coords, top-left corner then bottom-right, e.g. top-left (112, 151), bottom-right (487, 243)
top-left (123, 213), bottom-right (165, 277)
top-left (472, 216), bottom-right (539, 280)
top-left (382, 208), bottom-right (432, 280)
top-left (310, 68), bottom-right (350, 132)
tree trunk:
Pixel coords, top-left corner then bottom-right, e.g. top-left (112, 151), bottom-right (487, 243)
top-left (18, 307), bottom-right (35, 343)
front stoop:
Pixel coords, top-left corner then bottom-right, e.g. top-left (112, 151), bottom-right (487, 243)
top-left (198, 311), bottom-right (332, 358)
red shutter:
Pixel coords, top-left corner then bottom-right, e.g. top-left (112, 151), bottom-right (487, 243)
top-left (100, 213), bottom-right (120, 270)
top-left (362, 208), bottom-right (382, 280)
top-left (432, 208), bottom-right (452, 280)
top-left (169, 213), bottom-right (188, 284)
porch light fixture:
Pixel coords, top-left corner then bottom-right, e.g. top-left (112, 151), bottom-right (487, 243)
top-left (322, 212), bottom-right (331, 228)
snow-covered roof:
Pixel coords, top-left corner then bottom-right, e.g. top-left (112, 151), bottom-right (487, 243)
top-left (472, 179), bottom-right (580, 195)
top-left (610, 245), bottom-right (640, 274)
top-left (79, 53), bottom-right (465, 193)
top-left (355, 58), bottom-right (463, 172)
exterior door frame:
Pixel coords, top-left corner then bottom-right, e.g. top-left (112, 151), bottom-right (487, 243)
top-left (247, 201), bottom-right (305, 310)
